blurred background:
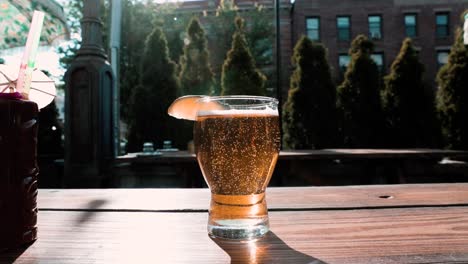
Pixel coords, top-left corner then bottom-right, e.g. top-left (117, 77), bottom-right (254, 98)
top-left (1, 0), bottom-right (467, 188)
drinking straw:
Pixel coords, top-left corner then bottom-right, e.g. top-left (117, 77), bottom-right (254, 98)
top-left (16, 11), bottom-right (45, 99)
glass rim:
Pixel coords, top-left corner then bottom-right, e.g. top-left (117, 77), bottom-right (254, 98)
top-left (197, 95), bottom-right (278, 104)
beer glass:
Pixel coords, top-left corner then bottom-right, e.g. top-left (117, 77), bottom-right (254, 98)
top-left (194, 96), bottom-right (280, 240)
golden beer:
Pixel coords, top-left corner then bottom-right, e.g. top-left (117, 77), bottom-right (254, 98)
top-left (195, 114), bottom-right (280, 194)
top-left (194, 97), bottom-right (280, 240)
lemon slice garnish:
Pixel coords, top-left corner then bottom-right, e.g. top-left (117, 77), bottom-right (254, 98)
top-left (167, 95), bottom-right (222, 121)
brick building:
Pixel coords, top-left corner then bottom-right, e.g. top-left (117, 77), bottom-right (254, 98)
top-left (176, 0), bottom-right (467, 99)
top-left (290, 0), bottom-right (468, 87)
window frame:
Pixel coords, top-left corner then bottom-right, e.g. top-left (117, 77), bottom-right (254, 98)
top-left (371, 52), bottom-right (385, 73)
top-left (336, 15), bottom-right (351, 42)
top-left (435, 12), bottom-right (450, 38)
top-left (338, 53), bottom-right (351, 74)
top-left (404, 13), bottom-right (418, 38)
top-left (436, 50), bottom-right (450, 69)
top-left (306, 16), bottom-right (321, 41)
top-left (368, 14), bottom-right (383, 40)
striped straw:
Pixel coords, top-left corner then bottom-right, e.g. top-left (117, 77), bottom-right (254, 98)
top-left (16, 10), bottom-right (45, 99)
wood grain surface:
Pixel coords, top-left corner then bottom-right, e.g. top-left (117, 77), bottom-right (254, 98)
top-left (39, 183), bottom-right (468, 211)
top-left (1, 207), bottom-right (468, 263)
top-left (279, 149), bottom-right (468, 161)
top-left (116, 149), bottom-right (468, 163)
top-left (2, 184), bottom-right (468, 263)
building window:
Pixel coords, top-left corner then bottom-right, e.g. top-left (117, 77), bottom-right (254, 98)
top-left (437, 50), bottom-right (449, 68)
top-left (404, 14), bottom-right (417, 37)
top-left (338, 54), bottom-right (351, 73)
top-left (337, 16), bottom-right (351, 41)
top-left (306, 17), bottom-right (320, 41)
top-left (371, 53), bottom-right (384, 72)
top-left (368, 15), bottom-right (382, 40)
top-left (436, 12), bottom-right (449, 38)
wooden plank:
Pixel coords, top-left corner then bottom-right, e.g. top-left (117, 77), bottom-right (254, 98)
top-left (115, 149), bottom-right (468, 164)
top-left (116, 151), bottom-right (196, 164)
top-left (2, 207), bottom-right (468, 263)
top-left (38, 183), bottom-right (468, 211)
top-left (280, 149), bottom-right (468, 160)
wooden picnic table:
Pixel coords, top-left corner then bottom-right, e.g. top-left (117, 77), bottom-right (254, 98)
top-left (1, 183), bottom-right (468, 263)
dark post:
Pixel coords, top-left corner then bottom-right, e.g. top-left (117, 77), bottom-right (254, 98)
top-left (275, 0), bottom-right (283, 145)
top-left (64, 0), bottom-right (115, 187)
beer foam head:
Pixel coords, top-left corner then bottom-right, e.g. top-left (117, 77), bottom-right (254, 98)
top-left (197, 108), bottom-right (278, 117)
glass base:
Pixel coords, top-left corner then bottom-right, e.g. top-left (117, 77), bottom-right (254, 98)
top-left (207, 193), bottom-right (269, 241)
top-left (208, 218), bottom-right (269, 240)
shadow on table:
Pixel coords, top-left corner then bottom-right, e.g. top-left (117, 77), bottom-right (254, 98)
top-left (76, 199), bottom-right (108, 224)
top-left (0, 242), bottom-right (31, 263)
top-left (211, 231), bottom-right (327, 264)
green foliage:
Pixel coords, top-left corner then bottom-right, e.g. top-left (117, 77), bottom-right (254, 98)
top-left (119, 1), bottom-right (190, 121)
top-left (38, 100), bottom-right (63, 157)
top-left (119, 0), bottom-right (156, 122)
top-left (205, 0), bottom-right (238, 94)
top-left (58, 1), bottom-right (189, 122)
top-left (381, 38), bottom-right (440, 147)
top-left (282, 36), bottom-right (337, 149)
top-left (244, 4), bottom-right (274, 96)
top-left (100, 0), bottom-right (111, 52)
top-left (177, 17), bottom-right (215, 145)
top-left (337, 35), bottom-right (382, 147)
top-left (206, 0), bottom-right (273, 95)
top-left (179, 17), bottom-right (215, 95)
top-left (126, 26), bottom-right (184, 152)
top-left (151, 4), bottom-right (192, 63)
top-left (57, 0), bottom-right (83, 71)
top-left (57, 1), bottom-right (276, 147)
top-left (436, 12), bottom-right (468, 149)
top-left (221, 16), bottom-right (266, 95)
top-left (244, 4), bottom-right (274, 67)
top-left (57, 0), bottom-right (110, 69)
top-left (59, 0), bottom-right (273, 115)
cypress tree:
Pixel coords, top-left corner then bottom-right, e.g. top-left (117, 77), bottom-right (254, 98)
top-left (282, 36), bottom-right (337, 149)
top-left (381, 38), bottom-right (439, 147)
top-left (337, 35), bottom-right (382, 147)
top-left (179, 17), bottom-right (215, 95)
top-left (221, 16), bottom-right (266, 95)
top-left (207, 0), bottom-right (238, 95)
top-left (119, 0), bottom-right (157, 123)
top-left (127, 26), bottom-right (182, 152)
top-left (436, 11), bottom-right (468, 149)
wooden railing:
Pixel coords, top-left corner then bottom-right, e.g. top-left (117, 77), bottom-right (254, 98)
top-left (109, 149), bottom-right (468, 188)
